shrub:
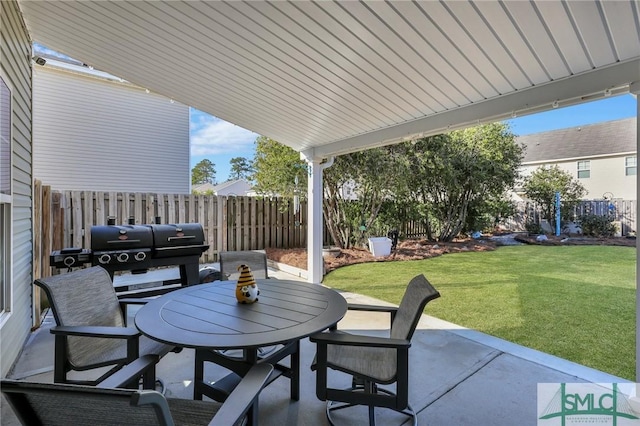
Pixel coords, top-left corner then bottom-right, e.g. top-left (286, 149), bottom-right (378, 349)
top-left (525, 220), bottom-right (543, 235)
top-left (577, 214), bottom-right (616, 237)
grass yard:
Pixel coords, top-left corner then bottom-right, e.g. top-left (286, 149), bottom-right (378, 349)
top-left (322, 245), bottom-right (636, 380)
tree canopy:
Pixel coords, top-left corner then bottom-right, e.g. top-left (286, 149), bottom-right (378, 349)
top-left (324, 148), bottom-right (400, 248)
top-left (251, 123), bottom-right (524, 245)
top-left (390, 123), bottom-right (523, 241)
top-left (228, 157), bottom-right (254, 181)
top-left (191, 159), bottom-right (216, 185)
top-left (252, 136), bottom-right (307, 198)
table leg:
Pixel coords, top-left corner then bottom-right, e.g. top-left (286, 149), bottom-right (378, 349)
top-left (246, 348), bottom-right (260, 426)
top-left (194, 348), bottom-right (205, 400)
top-left (291, 340), bottom-right (300, 401)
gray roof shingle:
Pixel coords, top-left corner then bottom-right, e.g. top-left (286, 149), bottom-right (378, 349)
top-left (518, 117), bottom-right (636, 163)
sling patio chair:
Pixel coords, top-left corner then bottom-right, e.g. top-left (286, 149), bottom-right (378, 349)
top-left (34, 265), bottom-right (179, 389)
top-left (310, 274), bottom-right (441, 426)
top-left (2, 356), bottom-right (273, 426)
top-left (219, 250), bottom-right (270, 280)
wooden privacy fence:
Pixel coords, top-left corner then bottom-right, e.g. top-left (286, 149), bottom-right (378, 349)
top-left (505, 199), bottom-right (637, 235)
top-left (33, 182), bottom-right (312, 273)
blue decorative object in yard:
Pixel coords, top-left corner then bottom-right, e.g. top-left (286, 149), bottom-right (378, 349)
top-left (555, 191), bottom-right (561, 236)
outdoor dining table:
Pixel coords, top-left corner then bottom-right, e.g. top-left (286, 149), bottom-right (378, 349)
top-left (134, 278), bottom-right (347, 423)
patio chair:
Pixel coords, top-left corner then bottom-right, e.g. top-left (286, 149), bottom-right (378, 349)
top-left (310, 274), bottom-right (440, 426)
top-left (33, 266), bottom-right (178, 388)
top-left (219, 251), bottom-right (269, 280)
top-left (1, 356), bottom-right (273, 426)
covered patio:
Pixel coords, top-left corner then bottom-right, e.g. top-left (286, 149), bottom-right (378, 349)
top-left (3, 1), bottom-right (640, 424)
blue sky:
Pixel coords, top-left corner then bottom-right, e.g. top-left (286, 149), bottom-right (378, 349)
top-left (195, 94), bottom-right (637, 181)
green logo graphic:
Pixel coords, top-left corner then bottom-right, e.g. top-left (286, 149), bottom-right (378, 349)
top-left (539, 383), bottom-right (640, 426)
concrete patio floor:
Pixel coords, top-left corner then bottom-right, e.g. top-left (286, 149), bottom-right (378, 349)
top-left (1, 265), bottom-right (627, 425)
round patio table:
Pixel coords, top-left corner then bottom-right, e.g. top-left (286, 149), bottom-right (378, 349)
top-left (135, 279), bottom-right (347, 423)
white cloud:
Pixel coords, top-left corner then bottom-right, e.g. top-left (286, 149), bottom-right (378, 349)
top-left (190, 114), bottom-right (258, 156)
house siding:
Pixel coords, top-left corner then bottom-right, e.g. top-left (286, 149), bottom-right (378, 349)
top-left (522, 154), bottom-right (637, 200)
top-left (32, 63), bottom-right (190, 193)
top-left (518, 117), bottom-right (637, 201)
top-left (1, 0), bottom-right (34, 377)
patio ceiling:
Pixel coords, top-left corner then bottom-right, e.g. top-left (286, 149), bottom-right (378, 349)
top-left (18, 1), bottom-right (640, 158)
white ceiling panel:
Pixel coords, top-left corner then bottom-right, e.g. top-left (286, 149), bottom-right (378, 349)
top-left (18, 0), bottom-right (640, 157)
top-left (601, 1), bottom-right (640, 63)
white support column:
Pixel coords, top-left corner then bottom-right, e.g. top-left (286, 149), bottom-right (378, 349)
top-left (306, 156), bottom-right (323, 283)
top-left (301, 151), bottom-right (334, 284)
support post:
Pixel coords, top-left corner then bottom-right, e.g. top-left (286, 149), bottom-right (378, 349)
top-left (301, 151), bottom-right (334, 284)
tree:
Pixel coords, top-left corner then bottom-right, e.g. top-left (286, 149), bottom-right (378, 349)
top-left (522, 165), bottom-right (586, 224)
top-left (393, 123), bottom-right (523, 241)
top-left (191, 159), bottom-right (216, 185)
top-left (252, 136), bottom-right (307, 198)
top-left (323, 148), bottom-right (400, 249)
top-left (228, 157), bottom-right (254, 181)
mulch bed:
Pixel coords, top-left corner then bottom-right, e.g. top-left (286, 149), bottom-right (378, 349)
top-left (266, 235), bottom-right (636, 274)
top-left (514, 234), bottom-right (637, 247)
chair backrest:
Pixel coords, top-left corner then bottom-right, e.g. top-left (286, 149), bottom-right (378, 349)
top-left (34, 266), bottom-right (125, 368)
top-left (1, 379), bottom-right (172, 426)
top-left (219, 251), bottom-right (269, 280)
top-left (390, 274), bottom-right (441, 341)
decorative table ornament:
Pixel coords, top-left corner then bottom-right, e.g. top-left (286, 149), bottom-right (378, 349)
top-left (235, 264), bottom-right (260, 304)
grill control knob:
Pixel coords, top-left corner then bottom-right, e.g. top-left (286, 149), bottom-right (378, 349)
top-left (117, 253), bottom-right (130, 263)
top-left (63, 256), bottom-right (76, 267)
top-left (98, 254), bottom-right (111, 264)
top-left (134, 252), bottom-right (146, 261)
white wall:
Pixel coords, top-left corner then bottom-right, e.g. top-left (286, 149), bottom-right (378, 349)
top-left (32, 63), bottom-right (190, 193)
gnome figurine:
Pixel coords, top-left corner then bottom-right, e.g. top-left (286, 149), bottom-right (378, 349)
top-left (235, 264), bottom-right (260, 304)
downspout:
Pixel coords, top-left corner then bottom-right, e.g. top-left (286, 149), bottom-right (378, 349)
top-left (321, 156), bottom-right (335, 170)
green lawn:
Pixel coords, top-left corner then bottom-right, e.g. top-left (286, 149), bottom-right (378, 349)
top-left (322, 245), bottom-right (636, 380)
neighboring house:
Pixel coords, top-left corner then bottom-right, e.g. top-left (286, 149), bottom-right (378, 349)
top-left (32, 57), bottom-right (190, 193)
top-left (516, 118), bottom-right (637, 200)
top-left (193, 179), bottom-right (253, 196)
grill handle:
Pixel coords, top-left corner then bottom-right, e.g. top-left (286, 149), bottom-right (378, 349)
top-left (167, 236), bottom-right (196, 241)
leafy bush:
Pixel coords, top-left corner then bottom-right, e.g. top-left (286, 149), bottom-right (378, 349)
top-left (525, 220), bottom-right (543, 235)
top-left (577, 214), bottom-right (617, 237)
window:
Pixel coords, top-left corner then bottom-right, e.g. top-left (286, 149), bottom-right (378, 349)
top-left (0, 75), bottom-right (11, 316)
top-left (625, 156), bottom-right (636, 176)
top-left (577, 160), bottom-right (590, 179)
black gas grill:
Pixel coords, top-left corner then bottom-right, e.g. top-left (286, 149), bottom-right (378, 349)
top-left (90, 225), bottom-right (154, 271)
top-left (50, 223), bottom-right (209, 287)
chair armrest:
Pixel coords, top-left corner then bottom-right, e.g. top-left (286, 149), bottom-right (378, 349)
top-left (50, 325), bottom-right (140, 339)
top-left (310, 331), bottom-right (410, 349)
top-left (118, 298), bottom-right (151, 306)
top-left (96, 355), bottom-right (159, 389)
top-left (117, 284), bottom-right (182, 299)
top-left (347, 303), bottom-right (398, 314)
top-left (346, 303), bottom-right (398, 325)
top-left (209, 363), bottom-right (274, 426)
